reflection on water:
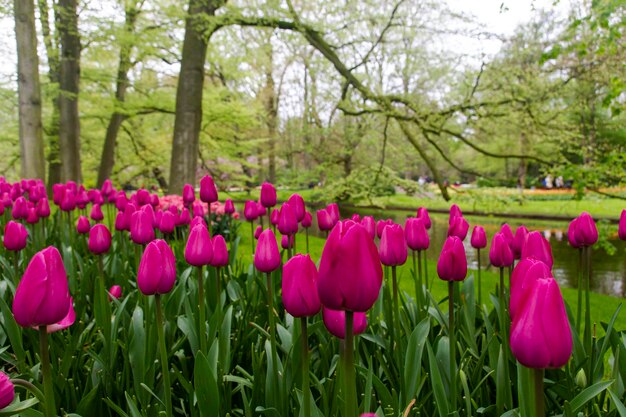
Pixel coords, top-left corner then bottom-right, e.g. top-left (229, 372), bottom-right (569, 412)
top-left (319, 208), bottom-right (626, 297)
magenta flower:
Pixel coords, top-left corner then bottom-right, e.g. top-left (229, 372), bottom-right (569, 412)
top-left (282, 254), bottom-right (321, 317)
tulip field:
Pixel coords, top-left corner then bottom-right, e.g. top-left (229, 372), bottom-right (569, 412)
top-left (0, 178), bottom-right (625, 417)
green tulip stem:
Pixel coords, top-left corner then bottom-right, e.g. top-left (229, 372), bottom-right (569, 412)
top-left (477, 248), bottom-right (482, 306)
top-left (13, 251), bottom-right (19, 287)
top-left (250, 222), bottom-right (255, 254)
top-left (155, 294), bottom-right (173, 417)
top-left (412, 251), bottom-right (419, 311)
top-left (266, 272), bottom-right (279, 405)
top-left (584, 246), bottom-right (592, 379)
top-left (293, 232), bottom-right (297, 254)
top-left (301, 316), bottom-right (310, 417)
top-left (343, 310), bottom-right (357, 417)
top-left (38, 326), bottom-right (57, 417)
top-left (576, 248), bottom-right (583, 333)
top-left (267, 212), bottom-right (271, 233)
top-left (11, 378), bottom-right (46, 404)
top-left (392, 265), bottom-right (401, 342)
top-left (305, 228), bottom-right (309, 254)
top-left (448, 281), bottom-right (457, 411)
top-left (197, 266), bottom-right (207, 353)
top-left (533, 368), bottom-right (545, 417)
top-left (207, 204), bottom-right (212, 236)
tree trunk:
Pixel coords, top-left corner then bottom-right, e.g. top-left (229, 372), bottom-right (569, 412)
top-left (96, 3), bottom-right (139, 187)
top-left (14, 0), bottom-right (46, 181)
top-left (58, 0), bottom-right (82, 182)
top-left (169, 0), bottom-right (218, 194)
top-left (37, 0), bottom-right (61, 189)
top-left (263, 42), bottom-right (277, 183)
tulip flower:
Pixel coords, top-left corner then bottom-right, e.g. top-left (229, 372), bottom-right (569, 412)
top-left (449, 204), bottom-right (462, 222)
top-left (380, 224), bottom-right (407, 266)
top-left (500, 224), bottom-right (514, 248)
top-left (115, 191), bottom-right (128, 211)
top-left (43, 298), bottom-right (76, 333)
top-left (0, 372), bottom-right (14, 409)
top-left (301, 211), bottom-right (312, 228)
top-left (26, 208), bottom-right (38, 225)
top-left (224, 199), bottom-right (235, 215)
top-left (253, 225), bottom-right (262, 240)
top-left (376, 219), bottom-right (393, 239)
top-left (244, 200), bottom-right (258, 221)
top-left (270, 208), bottom-right (280, 226)
top-left (254, 229), bottom-right (281, 273)
top-left (114, 211), bottom-right (127, 231)
top-left (351, 213), bottom-right (361, 223)
top-left (447, 215), bottom-right (469, 240)
top-left (36, 198), bottom-right (51, 218)
top-left (521, 231), bottom-right (553, 268)
top-left (159, 211), bottom-right (176, 234)
top-left (185, 224), bottom-right (213, 267)
top-left (281, 234), bottom-right (294, 250)
top-left (60, 189), bottom-right (76, 212)
top-left (199, 175), bottom-right (218, 203)
top-left (130, 210), bottom-right (155, 245)
top-left (512, 226), bottom-right (528, 259)
top-left (326, 203), bottom-right (340, 226)
top-left (256, 201), bottom-right (267, 218)
top-left (509, 258), bottom-right (551, 320)
top-left (287, 193), bottom-right (306, 222)
top-left (76, 216), bottom-right (90, 235)
top-left (88, 189), bottom-right (104, 205)
top-left (619, 210), bottom-right (626, 241)
top-left (322, 307), bottom-right (367, 339)
top-left (278, 203), bottom-right (298, 238)
top-left (417, 207), bottom-right (432, 230)
top-left (101, 179), bottom-right (113, 197)
top-left (88, 224), bottom-right (112, 255)
top-left (573, 212), bottom-right (598, 247)
top-left (567, 218), bottom-right (582, 249)
top-left (11, 196), bottom-right (28, 219)
top-left (437, 236), bottom-right (467, 282)
top-left (470, 226), bottom-right (487, 249)
top-left (489, 232), bottom-right (514, 268)
top-left (4, 221), bottom-right (28, 251)
top-left (90, 204), bottom-right (104, 222)
top-left (75, 189), bottom-right (88, 209)
top-left (136, 189), bottom-right (150, 206)
top-left (316, 209), bottom-right (334, 232)
top-left (177, 208), bottom-right (191, 226)
top-left (211, 235), bottom-right (229, 268)
top-left (405, 217), bottom-right (429, 251)
top-left (360, 216), bottom-right (376, 239)
top-left (282, 254), bottom-right (321, 318)
top-left (109, 285), bottom-right (122, 300)
top-left (192, 201), bottom-right (205, 219)
top-left (260, 182), bottom-right (277, 208)
top-left (182, 184), bottom-right (195, 206)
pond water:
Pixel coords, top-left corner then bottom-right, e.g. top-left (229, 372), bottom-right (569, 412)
top-left (318, 207), bottom-right (626, 297)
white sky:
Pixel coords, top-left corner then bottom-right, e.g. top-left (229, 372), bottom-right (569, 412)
top-left (0, 0), bottom-right (572, 88)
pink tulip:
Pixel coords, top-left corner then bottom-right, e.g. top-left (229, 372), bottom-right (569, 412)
top-left (159, 211), bottom-right (176, 234)
top-left (509, 258), bottom-right (552, 320)
top-left (136, 189), bottom-right (151, 206)
top-left (11, 196), bottom-right (28, 219)
top-left (114, 211), bottom-right (127, 231)
top-left (185, 224), bottom-right (213, 266)
top-left (281, 234), bottom-right (294, 250)
top-left (137, 239), bottom-right (176, 295)
top-left (210, 235), bottom-right (229, 267)
top-left (36, 198), bottom-right (50, 218)
top-left (108, 285), bottom-right (122, 300)
top-left (190, 216), bottom-right (206, 230)
top-left (254, 225), bottom-right (263, 239)
top-left (500, 224), bottom-right (514, 248)
top-left (199, 175), bottom-right (218, 203)
top-left (0, 372), bottom-right (14, 409)
top-left (351, 213), bottom-right (361, 223)
top-left (88, 189), bottom-right (104, 205)
top-left (567, 218), bottom-right (582, 249)
top-left (322, 307), bottom-right (367, 339)
top-left (521, 231), bottom-right (553, 268)
top-left (278, 203), bottom-right (298, 235)
top-left (115, 191), bottom-right (128, 211)
top-left (260, 182), bottom-right (277, 208)
top-left (90, 204), bottom-right (104, 222)
top-left (60, 189), bottom-right (76, 212)
top-left (254, 229), bottom-right (281, 273)
top-left (470, 226), bottom-right (487, 249)
top-left (282, 254), bottom-right (321, 318)
top-left (43, 298), bottom-right (76, 333)
top-left (405, 217), bottom-right (429, 251)
top-left (376, 219), bottom-right (394, 239)
top-left (449, 204), bottom-right (462, 222)
top-left (26, 208), bottom-right (38, 225)
top-left (301, 211), bottom-right (312, 228)
top-left (379, 224), bottom-right (407, 266)
top-left (573, 212), bottom-right (598, 247)
top-left (619, 210), bottom-right (626, 241)
top-left (417, 207), bottom-right (432, 229)
top-left (326, 203), bottom-right (340, 226)
top-left (4, 221), bottom-right (28, 251)
top-left (177, 208), bottom-right (191, 226)
top-left (437, 236), bottom-right (467, 281)
top-left (510, 276), bottom-right (572, 368)
top-left (360, 216), bottom-right (376, 239)
top-left (224, 199), bottom-right (235, 215)
top-left (244, 200), bottom-right (258, 221)
top-left (130, 210), bottom-right (155, 245)
top-left (316, 209), bottom-right (334, 232)
top-left (270, 208), bottom-right (280, 226)
top-left (182, 184), bottom-right (195, 205)
top-left (447, 215), bottom-right (469, 240)
top-left (12, 246), bottom-right (71, 327)
top-left (512, 226), bottom-right (528, 259)
top-left (101, 179), bottom-right (114, 198)
top-left (287, 194), bottom-right (306, 222)
top-left (88, 224), bottom-right (112, 255)
top-left (317, 220), bottom-right (382, 311)
top-left (489, 232), bottom-right (514, 268)
top-left (192, 201), bottom-right (204, 218)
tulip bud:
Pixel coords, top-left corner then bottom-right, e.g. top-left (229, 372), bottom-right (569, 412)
top-left (318, 220), bottom-right (382, 311)
top-left (244, 200), bottom-right (258, 221)
top-left (192, 201), bottom-right (204, 218)
top-left (281, 234), bottom-right (294, 250)
top-left (574, 212), bottom-right (598, 247)
top-left (379, 224), bottom-right (407, 266)
top-left (489, 232), bottom-right (514, 268)
top-left (109, 285), bottom-right (122, 301)
top-left (137, 239), bottom-right (176, 295)
top-left (130, 210), bottom-right (155, 245)
top-left (619, 210), bottom-right (626, 241)
top-left (287, 194), bottom-right (306, 222)
top-left (75, 189), bottom-right (89, 209)
top-left (437, 236), bottom-right (467, 282)
top-left (512, 226), bottom-right (528, 259)
top-left (301, 211), bottom-right (312, 228)
top-left (405, 217), bottom-right (429, 251)
top-left (260, 182), bottom-right (277, 208)
top-left (509, 276), bottom-right (572, 369)
top-left (76, 216), bottom-right (90, 235)
top-left (159, 211), bottom-right (176, 234)
top-left (26, 207), bottom-right (38, 225)
top-left (360, 216), bottom-right (376, 239)
top-left (282, 254), bottom-right (321, 318)
top-left (136, 189), bottom-right (150, 206)
top-left (351, 213), bottom-right (361, 223)
top-left (12, 246), bottom-right (71, 327)
top-left (90, 204), bottom-right (104, 222)
top-left (575, 369), bottom-right (587, 388)
top-left (11, 196), bottom-right (28, 219)
top-left (177, 208), bottom-right (191, 226)
top-left (60, 189), bottom-right (76, 212)
top-left (210, 235), bottom-right (229, 267)
top-left (376, 219), bottom-right (393, 239)
top-left (101, 179), bottom-right (114, 197)
top-left (36, 198), bottom-right (50, 218)
top-left (183, 184), bottom-right (195, 205)
top-left (470, 226), bottom-right (487, 249)
top-left (322, 307), bottom-right (367, 339)
top-left (115, 191), bottom-right (128, 211)
top-left (4, 221), bottom-right (28, 251)
top-left (449, 204), bottom-right (462, 223)
top-left (43, 299), bottom-right (75, 333)
top-left (185, 224), bottom-right (213, 266)
top-left (254, 225), bottom-right (263, 239)
top-left (0, 372), bottom-right (15, 409)
top-left (509, 258), bottom-right (552, 320)
top-left (115, 211), bottom-right (127, 231)
top-left (88, 189), bottom-right (103, 205)
top-left (278, 203), bottom-right (298, 235)
top-left (447, 215), bottom-right (469, 240)
top-left (417, 207), bottom-right (432, 229)
top-left (326, 203), bottom-right (340, 226)
top-left (254, 229), bottom-right (281, 273)
top-left (88, 224), bottom-right (112, 255)
top-left (500, 224), bottom-right (514, 248)
top-left (567, 218), bottom-right (582, 249)
top-left (521, 231), bottom-right (553, 268)
top-left (270, 208), bottom-right (280, 226)
top-left (200, 175), bottom-right (218, 203)
top-left (316, 209), bottom-right (334, 232)
top-left (224, 199), bottom-right (235, 215)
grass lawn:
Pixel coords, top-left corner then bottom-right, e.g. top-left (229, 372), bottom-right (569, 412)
top-left (235, 221), bottom-right (626, 331)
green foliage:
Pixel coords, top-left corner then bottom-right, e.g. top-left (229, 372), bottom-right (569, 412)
top-left (323, 166), bottom-right (410, 202)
